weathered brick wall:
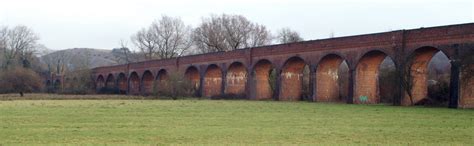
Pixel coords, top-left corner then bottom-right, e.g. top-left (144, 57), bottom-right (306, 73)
top-left (203, 65), bottom-right (222, 97)
top-left (117, 74), bottom-right (127, 92)
top-left (254, 60), bottom-right (274, 100)
top-left (280, 57), bottom-right (306, 101)
top-left (185, 67), bottom-right (200, 92)
top-left (354, 51), bottom-right (386, 104)
top-left (156, 70), bottom-right (169, 94)
top-left (402, 47), bottom-right (438, 105)
top-left (142, 71), bottom-right (154, 95)
top-left (129, 73), bottom-right (140, 95)
top-left (316, 55), bottom-right (343, 102)
top-left (225, 63), bottom-right (247, 96)
top-left (459, 64), bottom-right (474, 108)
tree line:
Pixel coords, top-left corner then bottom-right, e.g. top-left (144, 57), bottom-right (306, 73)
top-left (0, 13), bottom-right (305, 96)
top-left (127, 14), bottom-right (304, 60)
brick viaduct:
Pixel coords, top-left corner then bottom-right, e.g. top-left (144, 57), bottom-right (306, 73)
top-left (90, 23), bottom-right (474, 108)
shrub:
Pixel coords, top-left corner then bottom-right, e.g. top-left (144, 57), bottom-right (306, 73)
top-left (60, 70), bottom-right (95, 94)
top-left (153, 72), bottom-right (196, 100)
top-left (0, 67), bottom-right (43, 96)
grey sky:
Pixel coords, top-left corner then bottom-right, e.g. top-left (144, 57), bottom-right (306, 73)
top-left (0, 0), bottom-right (473, 50)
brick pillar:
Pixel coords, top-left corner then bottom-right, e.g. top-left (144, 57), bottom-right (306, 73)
top-left (127, 73), bottom-right (130, 95)
top-left (449, 60), bottom-right (460, 108)
top-left (347, 68), bottom-right (355, 104)
top-left (221, 69), bottom-right (227, 97)
top-left (198, 70), bottom-right (204, 98)
top-left (247, 67), bottom-right (256, 100)
top-left (310, 65), bottom-right (317, 102)
top-left (274, 68), bottom-right (282, 101)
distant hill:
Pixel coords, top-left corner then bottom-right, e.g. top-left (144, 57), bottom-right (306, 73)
top-left (41, 48), bottom-right (130, 70)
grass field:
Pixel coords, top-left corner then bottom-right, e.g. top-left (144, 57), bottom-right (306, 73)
top-left (0, 94), bottom-right (473, 145)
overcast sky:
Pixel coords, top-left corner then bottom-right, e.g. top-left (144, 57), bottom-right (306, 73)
top-left (0, 0), bottom-right (473, 50)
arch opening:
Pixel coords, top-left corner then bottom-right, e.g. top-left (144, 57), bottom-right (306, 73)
top-left (315, 54), bottom-right (349, 102)
top-left (54, 79), bottom-right (61, 92)
top-left (355, 51), bottom-right (390, 104)
top-left (96, 75), bottom-right (105, 90)
top-left (142, 71), bottom-right (154, 95)
top-left (404, 47), bottom-right (451, 106)
top-left (253, 60), bottom-right (276, 100)
top-left (225, 62), bottom-right (248, 98)
top-left (117, 73), bottom-right (127, 94)
top-left (378, 57), bottom-right (398, 104)
top-left (129, 72), bottom-right (140, 95)
top-left (105, 74), bottom-right (115, 89)
top-left (155, 69), bottom-right (169, 95)
top-left (280, 57), bottom-right (309, 101)
top-left (203, 64), bottom-right (222, 98)
top-left (185, 66), bottom-right (200, 96)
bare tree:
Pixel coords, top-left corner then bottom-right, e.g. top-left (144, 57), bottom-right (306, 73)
top-left (400, 58), bottom-right (415, 105)
top-left (193, 14), bottom-right (272, 53)
top-left (42, 50), bottom-right (72, 75)
top-left (131, 28), bottom-right (157, 60)
top-left (0, 25), bottom-right (40, 69)
top-left (151, 16), bottom-right (193, 58)
top-left (131, 15), bottom-right (193, 60)
top-left (111, 39), bottom-right (140, 64)
top-left (276, 27), bottom-right (303, 44)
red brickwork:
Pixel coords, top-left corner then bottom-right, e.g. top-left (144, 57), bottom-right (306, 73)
top-left (185, 67), bottom-right (200, 92)
top-left (254, 60), bottom-right (274, 100)
top-left (225, 62), bottom-right (247, 96)
top-left (355, 51), bottom-right (386, 104)
top-left (316, 55), bottom-right (343, 102)
top-left (203, 65), bottom-right (222, 97)
top-left (402, 47), bottom-right (438, 105)
top-left (460, 64), bottom-right (474, 108)
top-left (129, 72), bottom-right (140, 95)
top-left (280, 57), bottom-right (307, 101)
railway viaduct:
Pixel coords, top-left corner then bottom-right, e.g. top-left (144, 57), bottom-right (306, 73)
top-left (91, 23), bottom-right (474, 108)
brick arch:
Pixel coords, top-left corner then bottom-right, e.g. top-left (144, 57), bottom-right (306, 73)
top-left (280, 56), bottom-right (308, 101)
top-left (96, 75), bottom-right (105, 90)
top-left (315, 54), bottom-right (346, 102)
top-left (185, 66), bottom-right (200, 96)
top-left (403, 46), bottom-right (445, 105)
top-left (141, 70), bottom-right (154, 95)
top-left (225, 62), bottom-right (248, 97)
top-left (54, 79), bottom-right (61, 91)
top-left (46, 80), bottom-right (51, 87)
top-left (155, 69), bottom-right (169, 94)
top-left (354, 50), bottom-right (389, 104)
top-left (129, 72), bottom-right (140, 95)
top-left (105, 74), bottom-right (115, 89)
top-left (354, 48), bottom-right (394, 67)
top-left (117, 73), bottom-right (127, 94)
top-left (252, 59), bottom-right (276, 100)
top-left (203, 64), bottom-right (223, 97)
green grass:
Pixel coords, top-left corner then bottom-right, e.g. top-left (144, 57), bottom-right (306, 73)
top-left (0, 95), bottom-right (473, 145)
